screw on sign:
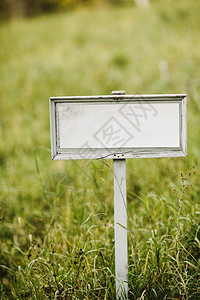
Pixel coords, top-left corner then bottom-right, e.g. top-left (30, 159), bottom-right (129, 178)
top-left (49, 91), bottom-right (187, 299)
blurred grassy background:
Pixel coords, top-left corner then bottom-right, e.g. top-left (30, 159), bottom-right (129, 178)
top-left (0, 0), bottom-right (132, 19)
top-left (0, 0), bottom-right (200, 299)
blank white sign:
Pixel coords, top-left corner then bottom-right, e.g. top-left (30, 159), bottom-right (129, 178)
top-left (50, 94), bottom-right (187, 160)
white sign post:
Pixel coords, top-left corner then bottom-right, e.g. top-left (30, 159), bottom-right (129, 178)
top-left (113, 157), bottom-right (128, 299)
top-left (49, 91), bottom-right (187, 299)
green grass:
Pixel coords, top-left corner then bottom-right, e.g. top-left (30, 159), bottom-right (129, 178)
top-left (0, 0), bottom-right (200, 299)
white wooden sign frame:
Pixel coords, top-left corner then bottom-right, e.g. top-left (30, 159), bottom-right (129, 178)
top-left (50, 94), bottom-right (187, 161)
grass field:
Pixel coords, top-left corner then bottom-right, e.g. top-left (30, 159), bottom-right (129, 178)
top-left (0, 0), bottom-right (200, 299)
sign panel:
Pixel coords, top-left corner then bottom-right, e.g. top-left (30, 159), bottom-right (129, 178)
top-left (50, 94), bottom-right (187, 160)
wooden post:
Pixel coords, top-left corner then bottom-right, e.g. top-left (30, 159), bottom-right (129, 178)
top-left (113, 159), bottom-right (128, 299)
top-left (112, 91), bottom-right (128, 299)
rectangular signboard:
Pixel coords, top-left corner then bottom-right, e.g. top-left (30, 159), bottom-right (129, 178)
top-left (49, 94), bottom-right (187, 160)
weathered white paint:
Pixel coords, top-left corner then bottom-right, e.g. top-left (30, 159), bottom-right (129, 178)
top-left (49, 94), bottom-right (187, 160)
top-left (114, 159), bottom-right (128, 300)
top-left (57, 102), bottom-right (179, 149)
